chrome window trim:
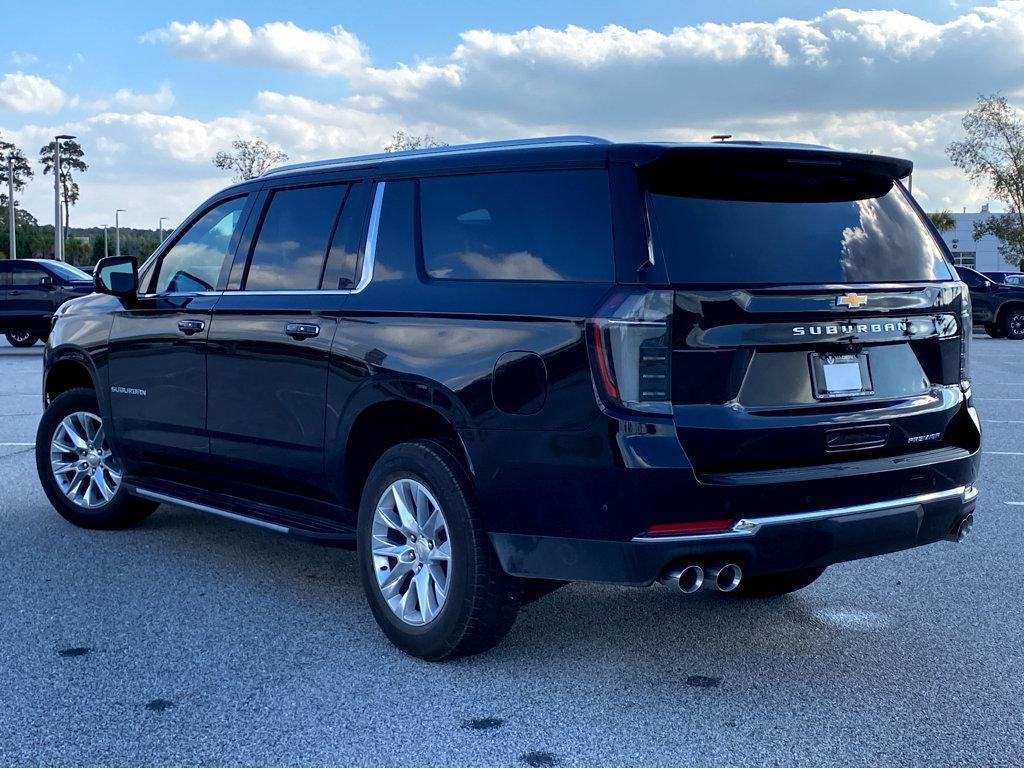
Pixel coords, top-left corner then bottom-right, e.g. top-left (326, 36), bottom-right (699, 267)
top-left (134, 181), bottom-right (387, 300)
top-left (632, 485), bottom-right (974, 543)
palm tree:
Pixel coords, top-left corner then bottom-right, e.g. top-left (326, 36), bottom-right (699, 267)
top-left (929, 210), bottom-right (956, 232)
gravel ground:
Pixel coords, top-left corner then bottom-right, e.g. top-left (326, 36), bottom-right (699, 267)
top-left (0, 335), bottom-right (1022, 767)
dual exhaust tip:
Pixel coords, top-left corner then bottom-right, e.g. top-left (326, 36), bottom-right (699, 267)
top-left (660, 563), bottom-right (742, 594)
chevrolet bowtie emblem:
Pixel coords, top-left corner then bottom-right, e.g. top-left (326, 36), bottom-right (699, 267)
top-left (836, 293), bottom-right (868, 309)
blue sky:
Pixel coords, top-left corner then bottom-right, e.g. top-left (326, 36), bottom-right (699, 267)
top-left (1, 0), bottom-right (1022, 228)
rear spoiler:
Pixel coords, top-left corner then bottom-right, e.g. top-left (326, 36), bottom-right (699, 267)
top-left (638, 145), bottom-right (913, 181)
top-left (637, 146), bottom-right (913, 203)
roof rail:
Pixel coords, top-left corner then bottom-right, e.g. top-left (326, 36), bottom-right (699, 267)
top-left (260, 135), bottom-right (611, 178)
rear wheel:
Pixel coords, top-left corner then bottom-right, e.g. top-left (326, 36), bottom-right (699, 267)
top-left (733, 566), bottom-right (826, 598)
top-left (984, 323), bottom-right (1005, 339)
top-left (1001, 307), bottom-right (1024, 340)
top-left (35, 388), bottom-right (156, 529)
top-left (6, 331), bottom-right (39, 347)
top-left (357, 439), bottom-right (521, 660)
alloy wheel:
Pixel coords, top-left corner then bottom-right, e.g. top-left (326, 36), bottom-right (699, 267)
top-left (1011, 313), bottom-right (1024, 337)
top-left (49, 411), bottom-right (122, 509)
top-left (370, 478), bottom-right (452, 626)
top-left (9, 332), bottom-right (32, 344)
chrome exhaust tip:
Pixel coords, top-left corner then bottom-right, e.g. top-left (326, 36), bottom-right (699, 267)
top-left (704, 563), bottom-right (743, 592)
top-left (950, 513), bottom-right (974, 543)
top-left (660, 564), bottom-right (705, 594)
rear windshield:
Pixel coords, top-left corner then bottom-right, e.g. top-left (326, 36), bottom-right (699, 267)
top-left (648, 176), bottom-right (953, 285)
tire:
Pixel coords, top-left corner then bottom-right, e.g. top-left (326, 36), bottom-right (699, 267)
top-left (357, 439), bottom-right (521, 660)
top-left (733, 566), bottom-right (826, 598)
top-left (984, 323), bottom-right (1005, 339)
top-left (1001, 307), bottom-right (1024, 340)
top-left (6, 331), bottom-right (39, 347)
top-left (35, 387), bottom-right (156, 529)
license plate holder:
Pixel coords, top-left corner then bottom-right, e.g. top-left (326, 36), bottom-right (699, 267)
top-left (810, 353), bottom-right (873, 399)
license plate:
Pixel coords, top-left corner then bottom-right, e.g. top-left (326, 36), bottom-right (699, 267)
top-left (810, 353), bottom-right (873, 399)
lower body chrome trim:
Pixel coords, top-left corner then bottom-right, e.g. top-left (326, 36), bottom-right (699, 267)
top-left (133, 487), bottom-right (291, 534)
top-left (633, 485), bottom-right (975, 543)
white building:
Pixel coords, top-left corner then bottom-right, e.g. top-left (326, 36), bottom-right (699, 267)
top-left (936, 205), bottom-right (1007, 272)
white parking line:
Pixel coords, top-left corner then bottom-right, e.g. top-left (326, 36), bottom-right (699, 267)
top-left (974, 398), bottom-right (1024, 401)
top-left (985, 420), bottom-right (1024, 424)
top-left (1006, 502), bottom-right (1024, 506)
top-left (0, 442), bottom-right (33, 447)
top-left (984, 451), bottom-right (1024, 456)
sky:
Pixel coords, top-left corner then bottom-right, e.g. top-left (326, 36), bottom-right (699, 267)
top-left (1, 0), bottom-right (1023, 229)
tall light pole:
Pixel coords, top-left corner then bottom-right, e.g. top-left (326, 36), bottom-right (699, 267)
top-left (115, 209), bottom-right (125, 257)
top-left (53, 134), bottom-right (75, 261)
top-left (7, 153), bottom-right (15, 260)
top-left (102, 225), bottom-right (108, 258)
top-left (158, 217), bottom-right (168, 244)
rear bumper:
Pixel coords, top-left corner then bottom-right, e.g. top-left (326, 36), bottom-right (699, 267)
top-left (491, 484), bottom-right (978, 585)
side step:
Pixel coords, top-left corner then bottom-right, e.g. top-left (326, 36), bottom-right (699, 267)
top-left (130, 485), bottom-right (356, 545)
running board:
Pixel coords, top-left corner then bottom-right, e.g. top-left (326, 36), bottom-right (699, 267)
top-left (132, 486), bottom-right (357, 544)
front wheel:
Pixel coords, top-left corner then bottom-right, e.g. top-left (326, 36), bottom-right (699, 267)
top-left (357, 439), bottom-right (521, 660)
top-left (1001, 307), bottom-right (1024, 340)
top-left (35, 388), bottom-right (156, 529)
top-left (6, 331), bottom-right (39, 347)
top-left (733, 566), bottom-right (826, 598)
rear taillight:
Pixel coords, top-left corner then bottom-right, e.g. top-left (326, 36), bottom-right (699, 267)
top-left (588, 290), bottom-right (673, 415)
top-left (958, 282), bottom-right (972, 390)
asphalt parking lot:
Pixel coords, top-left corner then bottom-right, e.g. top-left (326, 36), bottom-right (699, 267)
top-left (1, 336), bottom-right (1022, 767)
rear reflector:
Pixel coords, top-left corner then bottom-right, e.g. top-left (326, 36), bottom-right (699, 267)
top-left (645, 519), bottom-right (735, 536)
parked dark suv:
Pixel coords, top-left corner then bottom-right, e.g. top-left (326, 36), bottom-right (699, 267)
top-left (0, 258), bottom-right (93, 346)
top-left (35, 137), bottom-right (980, 659)
top-left (956, 265), bottom-right (1024, 338)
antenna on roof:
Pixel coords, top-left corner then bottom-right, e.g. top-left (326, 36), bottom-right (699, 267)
top-left (711, 134), bottom-right (732, 143)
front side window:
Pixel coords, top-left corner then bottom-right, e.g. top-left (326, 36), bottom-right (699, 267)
top-left (10, 265), bottom-right (49, 287)
top-left (244, 184), bottom-right (349, 291)
top-left (420, 170), bottom-right (614, 282)
top-left (154, 196), bottom-right (247, 294)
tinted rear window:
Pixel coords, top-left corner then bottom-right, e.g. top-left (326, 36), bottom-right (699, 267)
top-left (649, 177), bottom-right (953, 285)
top-left (245, 184), bottom-right (347, 291)
top-left (420, 170), bottom-right (613, 282)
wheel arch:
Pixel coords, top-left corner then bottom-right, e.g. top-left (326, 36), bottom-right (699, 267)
top-left (996, 299), bottom-right (1024, 325)
top-left (338, 397), bottom-right (474, 512)
top-left (44, 352), bottom-right (100, 407)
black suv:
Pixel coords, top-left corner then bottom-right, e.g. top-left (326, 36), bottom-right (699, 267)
top-left (956, 266), bottom-right (1024, 338)
top-left (35, 138), bottom-right (980, 659)
top-left (1, 258), bottom-right (93, 346)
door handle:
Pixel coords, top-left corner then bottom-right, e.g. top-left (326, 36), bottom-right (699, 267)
top-left (9, 290), bottom-right (22, 296)
top-left (177, 318), bottom-right (206, 335)
top-left (285, 322), bottom-right (320, 340)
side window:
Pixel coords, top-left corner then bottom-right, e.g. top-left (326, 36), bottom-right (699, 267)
top-left (320, 183), bottom-right (368, 290)
top-left (11, 265), bottom-right (49, 287)
top-left (0, 262), bottom-right (10, 288)
top-left (244, 184), bottom-right (348, 291)
top-left (154, 196), bottom-right (247, 294)
top-left (956, 267), bottom-right (983, 287)
top-left (420, 170), bottom-right (614, 282)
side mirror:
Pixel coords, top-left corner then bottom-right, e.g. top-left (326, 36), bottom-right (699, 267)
top-left (40, 276), bottom-right (55, 288)
top-left (94, 256), bottom-right (139, 298)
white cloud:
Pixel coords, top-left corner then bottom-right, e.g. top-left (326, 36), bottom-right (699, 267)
top-left (142, 19), bottom-right (368, 77)
top-left (9, 51), bottom-right (39, 66)
top-left (0, 72), bottom-right (67, 114)
top-left (111, 83), bottom-right (175, 111)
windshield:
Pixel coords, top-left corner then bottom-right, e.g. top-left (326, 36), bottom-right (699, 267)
top-left (46, 262), bottom-right (92, 281)
top-left (648, 177), bottom-right (954, 285)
